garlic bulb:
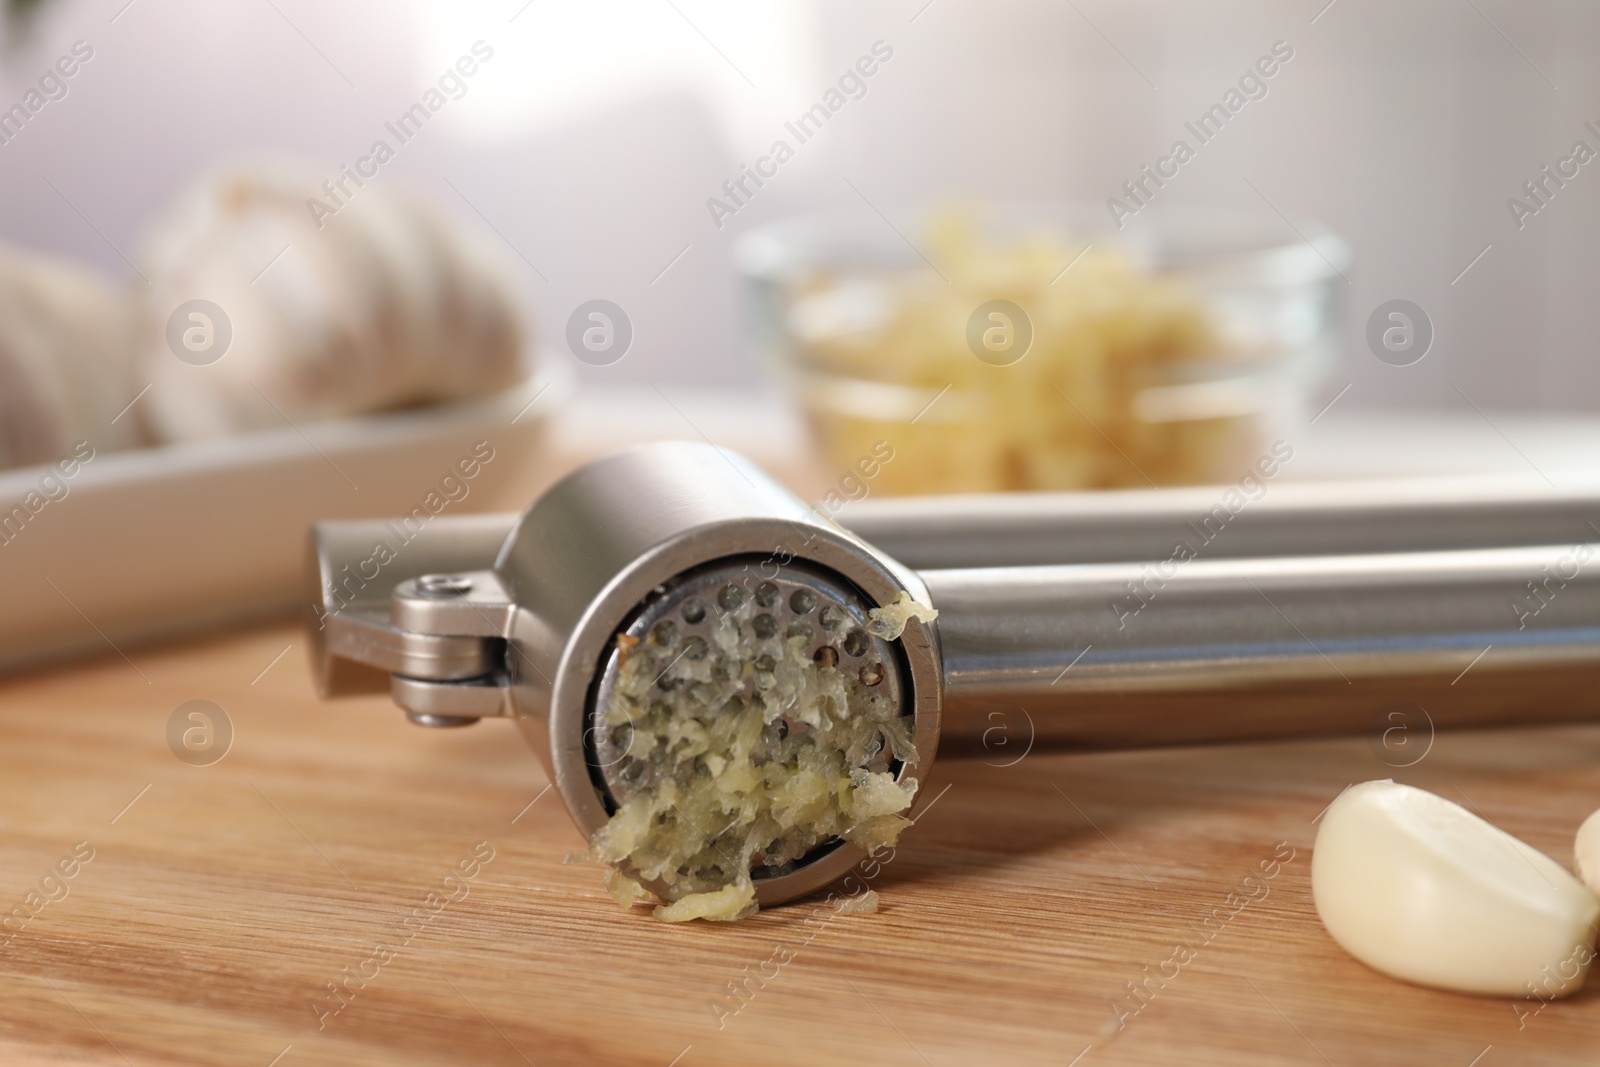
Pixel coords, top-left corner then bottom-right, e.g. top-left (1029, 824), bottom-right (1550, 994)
top-left (1313, 780), bottom-right (1598, 998)
top-left (0, 243), bottom-right (141, 470)
top-left (136, 164), bottom-right (527, 442)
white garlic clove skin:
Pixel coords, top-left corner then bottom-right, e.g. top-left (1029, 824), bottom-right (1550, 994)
top-left (1313, 780), bottom-right (1599, 998)
top-left (1573, 808), bottom-right (1600, 897)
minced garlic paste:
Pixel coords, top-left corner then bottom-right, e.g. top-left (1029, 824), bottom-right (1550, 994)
top-left (789, 208), bottom-right (1247, 492)
top-left (585, 576), bottom-right (931, 921)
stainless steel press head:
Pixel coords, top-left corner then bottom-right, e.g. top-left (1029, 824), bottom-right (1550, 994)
top-left (309, 442), bottom-right (942, 906)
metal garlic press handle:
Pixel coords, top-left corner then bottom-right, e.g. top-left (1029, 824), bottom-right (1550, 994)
top-left (927, 545), bottom-right (1600, 748)
top-left (307, 473), bottom-right (1600, 597)
top-left (306, 449), bottom-right (1600, 745)
top-left (304, 443), bottom-right (1600, 908)
top-left (846, 476), bottom-right (1600, 568)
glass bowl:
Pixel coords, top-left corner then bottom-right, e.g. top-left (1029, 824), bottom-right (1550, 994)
top-left (736, 202), bottom-right (1349, 494)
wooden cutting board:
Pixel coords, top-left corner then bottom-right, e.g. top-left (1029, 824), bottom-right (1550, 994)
top-left (2, 621), bottom-right (1598, 1066)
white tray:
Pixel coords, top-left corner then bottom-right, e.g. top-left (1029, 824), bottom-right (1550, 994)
top-left (0, 368), bottom-right (567, 677)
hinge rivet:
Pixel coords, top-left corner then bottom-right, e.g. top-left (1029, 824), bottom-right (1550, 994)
top-left (416, 573), bottom-right (474, 598)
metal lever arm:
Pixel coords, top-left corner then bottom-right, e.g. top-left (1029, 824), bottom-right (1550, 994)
top-left (925, 542), bottom-right (1600, 749)
top-left (304, 474), bottom-right (1600, 620)
top-left (850, 476), bottom-right (1600, 568)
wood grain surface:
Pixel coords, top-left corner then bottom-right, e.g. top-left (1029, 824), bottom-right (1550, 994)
top-left (3, 621), bottom-right (1600, 1066)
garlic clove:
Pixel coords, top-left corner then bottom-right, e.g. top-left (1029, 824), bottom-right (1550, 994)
top-left (1573, 808), bottom-right (1600, 897)
top-left (1313, 779), bottom-right (1599, 998)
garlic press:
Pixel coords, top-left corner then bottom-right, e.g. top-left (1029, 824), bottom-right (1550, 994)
top-left (307, 442), bottom-right (1600, 905)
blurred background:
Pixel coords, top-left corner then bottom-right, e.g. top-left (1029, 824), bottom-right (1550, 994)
top-left (3, 0), bottom-right (1600, 666)
top-left (3, 0), bottom-right (1597, 404)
